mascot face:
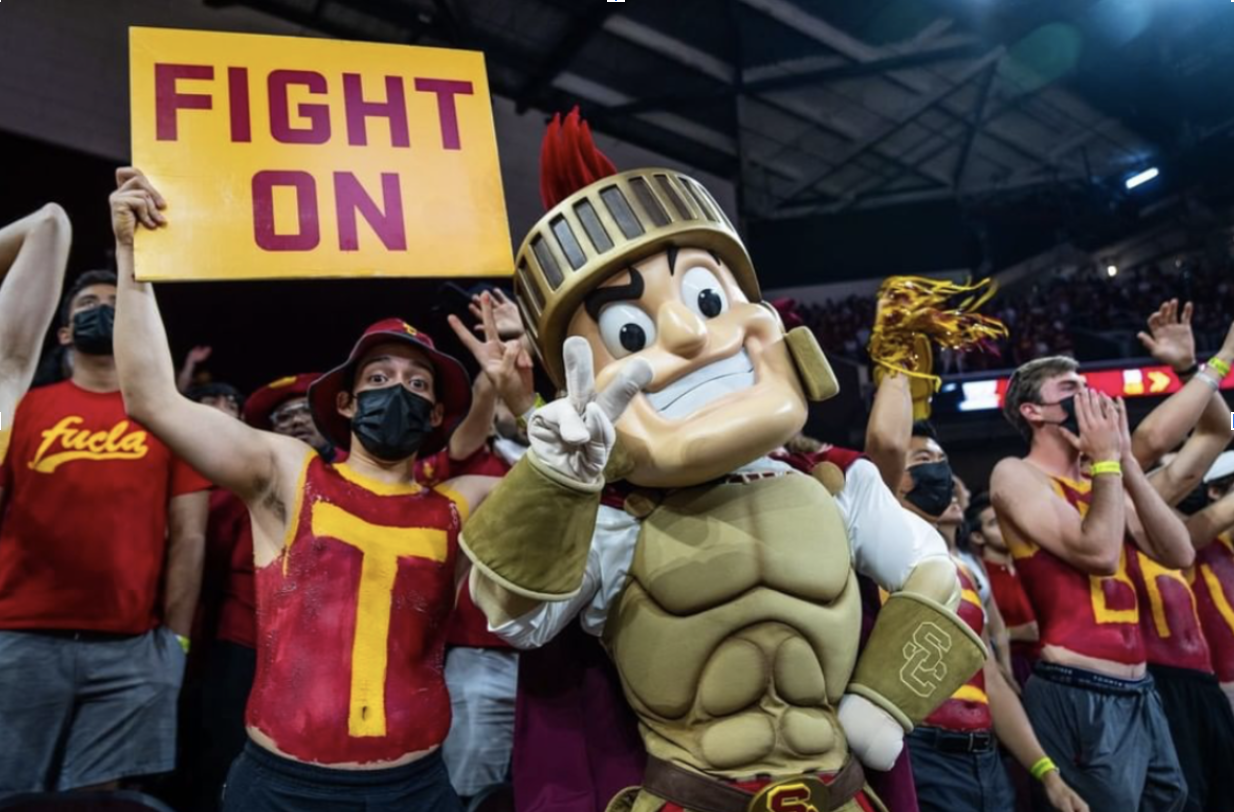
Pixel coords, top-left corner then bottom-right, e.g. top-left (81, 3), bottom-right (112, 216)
top-left (566, 246), bottom-right (807, 488)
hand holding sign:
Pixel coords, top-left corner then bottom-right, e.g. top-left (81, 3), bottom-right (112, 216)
top-left (111, 168), bottom-right (167, 248)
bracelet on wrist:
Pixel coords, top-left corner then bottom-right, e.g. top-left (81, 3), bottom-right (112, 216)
top-left (1030, 756), bottom-right (1058, 782)
top-left (1175, 363), bottom-right (1199, 379)
top-left (176, 634), bottom-right (191, 654)
top-left (1091, 460), bottom-right (1122, 477)
top-left (1205, 356), bottom-right (1231, 380)
top-left (1197, 369), bottom-right (1221, 391)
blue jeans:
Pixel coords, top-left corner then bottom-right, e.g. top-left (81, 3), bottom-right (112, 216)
top-left (907, 728), bottom-right (1015, 812)
top-left (222, 741), bottom-right (462, 812)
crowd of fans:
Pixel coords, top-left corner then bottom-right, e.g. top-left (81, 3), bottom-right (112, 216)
top-left (0, 174), bottom-right (1232, 812)
top-left (793, 256), bottom-right (1234, 372)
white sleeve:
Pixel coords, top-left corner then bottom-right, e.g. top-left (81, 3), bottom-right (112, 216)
top-left (489, 504), bottom-right (640, 649)
top-left (837, 458), bottom-right (950, 592)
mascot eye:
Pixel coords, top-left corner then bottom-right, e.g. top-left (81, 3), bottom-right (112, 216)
top-left (598, 303), bottom-right (657, 358)
top-left (681, 267), bottom-right (729, 319)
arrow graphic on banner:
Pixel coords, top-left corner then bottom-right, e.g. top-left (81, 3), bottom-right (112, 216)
top-left (1148, 371), bottom-right (1172, 393)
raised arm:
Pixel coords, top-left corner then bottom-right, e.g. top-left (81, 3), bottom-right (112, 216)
top-left (448, 289), bottom-right (533, 461)
top-left (1149, 389), bottom-right (1233, 508)
top-left (111, 168), bottom-right (302, 501)
top-left (1118, 400), bottom-right (1194, 569)
top-left (0, 204), bottom-right (71, 412)
top-left (1133, 301), bottom-right (1234, 467)
top-left (990, 392), bottom-right (1127, 575)
top-left (866, 371), bottom-right (913, 491)
top-left (1187, 489), bottom-right (1234, 551)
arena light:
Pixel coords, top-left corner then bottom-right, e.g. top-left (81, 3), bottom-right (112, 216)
top-left (1106, 264), bottom-right (1119, 277)
top-left (1125, 167), bottom-right (1159, 190)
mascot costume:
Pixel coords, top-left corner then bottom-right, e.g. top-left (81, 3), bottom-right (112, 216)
top-left (462, 109), bottom-right (987, 812)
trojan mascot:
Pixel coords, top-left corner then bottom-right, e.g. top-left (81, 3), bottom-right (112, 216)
top-left (462, 109), bottom-right (986, 812)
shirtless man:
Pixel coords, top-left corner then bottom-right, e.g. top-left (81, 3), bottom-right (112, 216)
top-left (991, 358), bottom-right (1194, 811)
top-left (108, 168), bottom-right (640, 811)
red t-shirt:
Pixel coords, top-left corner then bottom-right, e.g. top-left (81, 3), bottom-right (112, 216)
top-left (984, 559), bottom-right (1038, 661)
top-left (0, 381), bottom-right (211, 634)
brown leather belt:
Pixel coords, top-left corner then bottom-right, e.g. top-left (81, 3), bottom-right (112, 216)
top-left (642, 756), bottom-right (866, 812)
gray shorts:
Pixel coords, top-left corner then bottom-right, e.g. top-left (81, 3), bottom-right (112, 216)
top-left (0, 626), bottom-right (186, 793)
top-left (1024, 662), bottom-right (1186, 812)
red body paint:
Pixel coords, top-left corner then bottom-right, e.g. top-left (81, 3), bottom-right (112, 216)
top-left (1014, 477), bottom-right (1146, 666)
top-left (247, 456), bottom-right (460, 765)
top-left (1127, 548), bottom-right (1213, 673)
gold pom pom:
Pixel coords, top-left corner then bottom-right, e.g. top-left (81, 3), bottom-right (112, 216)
top-left (868, 276), bottom-right (1009, 418)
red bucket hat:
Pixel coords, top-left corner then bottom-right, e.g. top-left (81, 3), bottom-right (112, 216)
top-left (244, 372), bottom-right (318, 430)
top-left (307, 319), bottom-right (472, 457)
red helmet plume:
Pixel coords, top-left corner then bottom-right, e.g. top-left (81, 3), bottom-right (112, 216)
top-left (540, 106), bottom-right (618, 210)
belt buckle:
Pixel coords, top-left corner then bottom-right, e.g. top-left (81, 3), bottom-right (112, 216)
top-left (748, 776), bottom-right (829, 812)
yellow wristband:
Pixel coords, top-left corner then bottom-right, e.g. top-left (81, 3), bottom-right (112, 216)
top-left (1091, 460), bottom-right (1122, 477)
top-left (516, 394), bottom-right (548, 431)
top-left (1030, 756), bottom-right (1058, 781)
top-left (1206, 357), bottom-right (1231, 380)
top-left (176, 634), bottom-right (191, 654)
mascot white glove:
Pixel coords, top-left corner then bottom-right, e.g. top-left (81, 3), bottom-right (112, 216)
top-left (838, 693), bottom-right (905, 772)
top-left (527, 337), bottom-right (652, 485)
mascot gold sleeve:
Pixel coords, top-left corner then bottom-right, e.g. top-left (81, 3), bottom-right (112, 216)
top-left (462, 108), bottom-right (986, 812)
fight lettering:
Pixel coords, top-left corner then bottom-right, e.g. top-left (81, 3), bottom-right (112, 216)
top-left (308, 501), bottom-right (448, 738)
top-left (900, 621), bottom-right (952, 698)
top-left (29, 416), bottom-right (150, 473)
top-left (152, 64), bottom-right (473, 254)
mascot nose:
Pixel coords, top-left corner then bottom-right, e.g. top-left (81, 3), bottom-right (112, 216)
top-left (657, 301), bottom-right (708, 358)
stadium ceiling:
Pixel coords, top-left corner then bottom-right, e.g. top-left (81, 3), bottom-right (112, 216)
top-left (206, 0), bottom-right (1234, 226)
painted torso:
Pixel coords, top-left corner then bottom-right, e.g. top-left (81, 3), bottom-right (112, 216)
top-left (603, 472), bottom-right (860, 778)
top-left (1004, 475), bottom-right (1145, 666)
top-left (1127, 548), bottom-right (1212, 673)
top-left (1194, 534), bottom-right (1234, 683)
top-left (246, 455), bottom-right (464, 765)
top-left (922, 561), bottom-right (990, 732)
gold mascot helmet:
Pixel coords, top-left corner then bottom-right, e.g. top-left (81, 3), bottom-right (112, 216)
top-left (513, 107), bottom-right (760, 388)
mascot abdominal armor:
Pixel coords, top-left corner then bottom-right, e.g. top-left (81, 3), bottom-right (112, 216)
top-left (462, 110), bottom-right (986, 812)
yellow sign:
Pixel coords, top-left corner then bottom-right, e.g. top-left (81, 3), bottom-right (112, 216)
top-left (129, 27), bottom-right (512, 281)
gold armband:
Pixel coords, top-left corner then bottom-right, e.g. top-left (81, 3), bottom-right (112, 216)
top-left (847, 591), bottom-right (987, 731)
top-left (459, 452), bottom-right (602, 602)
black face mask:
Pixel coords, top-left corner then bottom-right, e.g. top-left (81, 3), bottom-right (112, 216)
top-left (351, 385), bottom-right (435, 462)
top-left (1040, 395), bottom-right (1080, 437)
top-left (72, 305), bottom-right (115, 356)
top-left (905, 460), bottom-right (956, 519)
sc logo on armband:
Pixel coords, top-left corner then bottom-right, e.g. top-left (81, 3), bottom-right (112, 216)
top-left (900, 622), bottom-right (953, 698)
